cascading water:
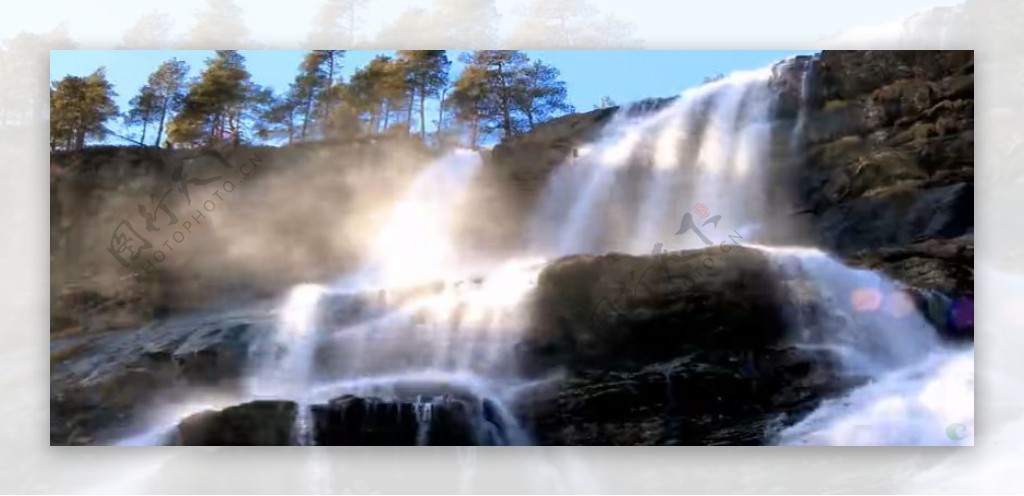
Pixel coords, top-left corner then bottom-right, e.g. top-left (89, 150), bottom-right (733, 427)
top-left (252, 283), bottom-right (327, 445)
top-left (115, 58), bottom-right (971, 448)
top-left (521, 61), bottom-right (973, 446)
top-left (760, 248), bottom-right (973, 446)
top-left (246, 149), bottom-right (543, 445)
top-left (529, 68), bottom-right (778, 258)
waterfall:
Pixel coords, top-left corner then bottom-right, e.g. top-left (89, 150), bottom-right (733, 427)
top-left (529, 67), bottom-right (778, 257)
top-left (362, 148), bottom-right (483, 288)
top-left (113, 58), bottom-right (971, 448)
top-left (768, 247), bottom-right (941, 374)
top-left (249, 149), bottom-right (538, 445)
top-left (251, 283), bottom-right (327, 445)
top-left (760, 246), bottom-right (972, 446)
top-left (790, 56), bottom-right (815, 151)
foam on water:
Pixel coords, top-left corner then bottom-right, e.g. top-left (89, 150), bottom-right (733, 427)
top-left (776, 347), bottom-right (974, 446)
top-left (759, 245), bottom-right (972, 445)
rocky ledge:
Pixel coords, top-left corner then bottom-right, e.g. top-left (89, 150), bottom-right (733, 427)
top-left (51, 241), bottom-right (971, 445)
top-left (513, 243), bottom-right (970, 445)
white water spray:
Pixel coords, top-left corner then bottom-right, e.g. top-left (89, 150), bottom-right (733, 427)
top-left (113, 58), bottom-right (971, 449)
top-left (529, 67), bottom-right (778, 257)
top-left (763, 246), bottom-right (972, 446)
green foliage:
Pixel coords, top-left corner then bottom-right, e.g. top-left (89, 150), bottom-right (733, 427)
top-left (345, 55), bottom-right (408, 134)
top-left (126, 58), bottom-right (188, 146)
top-left (397, 50), bottom-right (451, 138)
top-left (169, 50), bottom-right (258, 146)
top-left (50, 68), bottom-right (119, 151)
top-left (55, 48), bottom-right (576, 150)
top-left (449, 50), bottom-right (574, 146)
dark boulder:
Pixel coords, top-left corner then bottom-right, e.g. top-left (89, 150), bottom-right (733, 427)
top-left (516, 245), bottom-right (850, 445)
top-left (310, 394), bottom-right (507, 446)
top-left (524, 245), bottom-right (790, 368)
top-left (174, 400), bottom-right (297, 446)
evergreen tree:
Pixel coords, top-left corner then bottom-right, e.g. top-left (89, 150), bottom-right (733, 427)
top-left (447, 64), bottom-right (491, 148)
top-left (259, 92), bottom-right (298, 144)
top-left (396, 50), bottom-right (450, 138)
top-left (347, 55), bottom-right (407, 134)
top-left (50, 68), bottom-right (119, 150)
top-left (129, 58), bottom-right (189, 146)
top-left (125, 85), bottom-right (159, 145)
top-left (450, 51), bottom-right (574, 144)
top-left (460, 50), bottom-right (530, 139)
top-left (512, 60), bottom-right (574, 130)
top-left (169, 50), bottom-right (253, 146)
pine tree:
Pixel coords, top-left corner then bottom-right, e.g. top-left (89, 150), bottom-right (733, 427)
top-left (125, 85), bottom-right (159, 145)
top-left (512, 60), bottom-right (574, 130)
top-left (462, 50), bottom-right (530, 138)
top-left (169, 50), bottom-right (253, 146)
top-left (347, 55), bottom-right (407, 134)
top-left (450, 51), bottom-right (573, 144)
top-left (447, 64), bottom-right (491, 148)
top-left (133, 58), bottom-right (189, 147)
top-left (396, 50), bottom-right (451, 139)
top-left (50, 68), bottom-right (119, 150)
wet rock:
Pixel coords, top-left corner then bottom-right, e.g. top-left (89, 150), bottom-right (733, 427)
top-left (50, 304), bottom-right (274, 444)
top-left (174, 400), bottom-right (297, 446)
top-left (788, 50), bottom-right (974, 255)
top-left (525, 245), bottom-right (790, 367)
top-left (517, 245), bottom-right (852, 445)
top-left (311, 395), bottom-right (502, 446)
top-left (171, 322), bottom-right (257, 385)
top-left (516, 347), bottom-right (847, 446)
top-left (847, 235), bottom-right (974, 341)
top-left (813, 182), bottom-right (973, 254)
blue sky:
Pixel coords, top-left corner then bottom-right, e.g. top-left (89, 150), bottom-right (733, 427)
top-left (50, 50), bottom-right (813, 142)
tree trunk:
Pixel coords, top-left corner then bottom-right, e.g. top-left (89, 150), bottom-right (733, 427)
top-left (301, 96), bottom-right (314, 138)
top-left (469, 116), bottom-right (479, 149)
top-left (382, 101), bottom-right (391, 131)
top-left (495, 61), bottom-right (514, 138)
top-left (419, 87), bottom-right (427, 139)
top-left (437, 87), bottom-right (447, 135)
top-left (155, 98), bottom-right (168, 148)
top-left (406, 89), bottom-right (415, 135)
top-left (324, 55), bottom-right (335, 124)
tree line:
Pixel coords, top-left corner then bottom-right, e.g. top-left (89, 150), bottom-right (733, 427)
top-left (49, 50), bottom-right (575, 151)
